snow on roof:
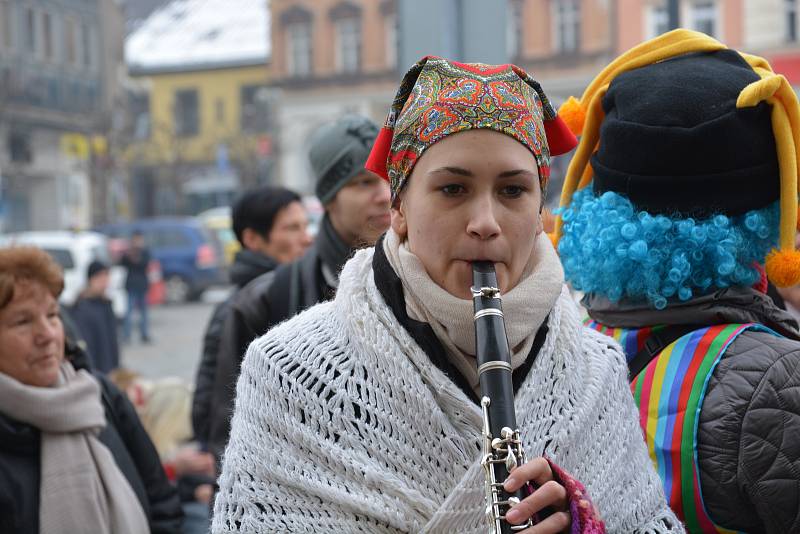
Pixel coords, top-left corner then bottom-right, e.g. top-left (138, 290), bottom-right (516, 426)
top-left (125, 0), bottom-right (269, 74)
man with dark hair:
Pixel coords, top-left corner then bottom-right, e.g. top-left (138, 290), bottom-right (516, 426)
top-left (208, 114), bottom-right (391, 462)
top-left (191, 186), bottom-right (310, 446)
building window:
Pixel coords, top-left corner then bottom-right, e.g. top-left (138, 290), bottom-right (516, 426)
top-left (788, 0), bottom-right (798, 42)
top-left (646, 2), bottom-right (670, 39)
top-left (65, 18), bottom-right (76, 64)
top-left (1, 1), bottom-right (13, 50)
top-left (174, 89), bottom-right (199, 137)
top-left (507, 0), bottom-right (523, 59)
top-left (130, 92), bottom-right (151, 140)
top-left (240, 85), bottom-right (269, 133)
top-left (553, 0), bottom-right (580, 54)
top-left (335, 17), bottom-right (361, 73)
top-left (25, 7), bottom-right (35, 54)
top-left (690, 1), bottom-right (716, 38)
top-left (384, 13), bottom-right (397, 70)
top-left (8, 131), bottom-right (32, 163)
top-left (81, 23), bottom-right (91, 67)
top-left (42, 12), bottom-right (53, 60)
top-left (215, 98), bottom-right (225, 123)
top-left (286, 22), bottom-right (312, 77)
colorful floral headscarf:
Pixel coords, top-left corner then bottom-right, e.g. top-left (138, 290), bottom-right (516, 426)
top-left (366, 56), bottom-right (577, 202)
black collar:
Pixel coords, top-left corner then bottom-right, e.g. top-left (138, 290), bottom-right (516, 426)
top-left (371, 235), bottom-right (549, 405)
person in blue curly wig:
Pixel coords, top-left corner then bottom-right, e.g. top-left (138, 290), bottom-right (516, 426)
top-left (554, 29), bottom-right (800, 534)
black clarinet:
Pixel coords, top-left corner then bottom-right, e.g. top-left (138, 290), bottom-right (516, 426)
top-left (472, 261), bottom-right (532, 533)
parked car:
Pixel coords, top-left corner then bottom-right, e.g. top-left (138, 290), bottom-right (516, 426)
top-left (0, 231), bottom-right (129, 317)
top-left (95, 218), bottom-right (224, 303)
top-left (197, 206), bottom-right (239, 267)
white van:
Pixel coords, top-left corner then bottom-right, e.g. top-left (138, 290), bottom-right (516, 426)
top-left (0, 231), bottom-right (127, 317)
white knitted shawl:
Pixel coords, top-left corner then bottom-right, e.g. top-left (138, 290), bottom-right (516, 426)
top-left (213, 248), bottom-right (684, 534)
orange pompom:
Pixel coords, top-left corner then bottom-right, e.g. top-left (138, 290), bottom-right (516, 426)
top-left (765, 248), bottom-right (800, 287)
top-left (558, 96), bottom-right (586, 136)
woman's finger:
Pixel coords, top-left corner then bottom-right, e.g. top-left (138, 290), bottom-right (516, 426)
top-left (503, 456), bottom-right (553, 493)
top-left (515, 511), bottom-right (571, 534)
top-left (505, 480), bottom-right (568, 524)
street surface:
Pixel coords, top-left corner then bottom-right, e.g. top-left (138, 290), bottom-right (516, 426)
top-left (120, 287), bottom-right (232, 383)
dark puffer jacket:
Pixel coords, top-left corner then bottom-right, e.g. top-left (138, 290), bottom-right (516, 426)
top-left (191, 250), bottom-right (278, 444)
top-left (0, 347), bottom-right (183, 534)
top-left (586, 287), bottom-right (800, 534)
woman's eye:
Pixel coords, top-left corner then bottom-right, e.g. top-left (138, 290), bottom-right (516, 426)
top-left (441, 184), bottom-right (465, 196)
top-left (501, 185), bottom-right (525, 198)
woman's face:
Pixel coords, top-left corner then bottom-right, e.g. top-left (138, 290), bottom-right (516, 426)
top-left (392, 129), bottom-right (543, 299)
top-left (0, 282), bottom-right (64, 387)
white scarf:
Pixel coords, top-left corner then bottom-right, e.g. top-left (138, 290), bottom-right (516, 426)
top-left (0, 361), bottom-right (150, 534)
top-left (382, 229), bottom-right (565, 392)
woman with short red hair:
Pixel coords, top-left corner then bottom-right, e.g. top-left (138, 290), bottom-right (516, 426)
top-left (0, 246), bottom-right (182, 533)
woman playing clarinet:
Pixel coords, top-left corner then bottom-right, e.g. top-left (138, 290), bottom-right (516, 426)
top-left (212, 56), bottom-right (683, 534)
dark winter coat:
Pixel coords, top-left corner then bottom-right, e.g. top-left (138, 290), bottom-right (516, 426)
top-left (121, 247), bottom-right (151, 293)
top-left (208, 242), bottom-right (335, 462)
top-left (0, 348), bottom-right (183, 534)
top-left (68, 295), bottom-right (120, 374)
top-left (191, 250), bottom-right (278, 444)
top-left (585, 287), bottom-right (800, 534)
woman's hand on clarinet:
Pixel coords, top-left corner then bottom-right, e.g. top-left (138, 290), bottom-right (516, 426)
top-left (503, 457), bottom-right (571, 533)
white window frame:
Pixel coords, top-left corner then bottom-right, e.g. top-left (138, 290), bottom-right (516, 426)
top-left (335, 17), bottom-right (361, 74)
top-left (787, 0), bottom-right (798, 42)
top-left (24, 6), bottom-right (37, 56)
top-left (552, 0), bottom-right (580, 54)
top-left (384, 12), bottom-right (397, 70)
top-left (65, 16), bottom-right (80, 66)
top-left (42, 10), bottom-right (54, 61)
top-left (689, 1), bottom-right (717, 39)
top-left (507, 0), bottom-right (523, 58)
top-left (286, 21), bottom-right (312, 77)
top-left (645, 1), bottom-right (670, 39)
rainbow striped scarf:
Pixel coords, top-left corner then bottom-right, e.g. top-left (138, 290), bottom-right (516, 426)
top-left (586, 320), bottom-right (776, 533)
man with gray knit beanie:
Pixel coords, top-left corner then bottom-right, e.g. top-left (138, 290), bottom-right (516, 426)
top-left (208, 114), bottom-right (390, 463)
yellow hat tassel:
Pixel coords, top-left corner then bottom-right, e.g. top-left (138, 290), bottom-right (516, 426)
top-left (738, 72), bottom-right (800, 287)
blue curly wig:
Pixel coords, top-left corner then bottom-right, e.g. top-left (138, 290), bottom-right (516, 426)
top-left (558, 186), bottom-right (780, 309)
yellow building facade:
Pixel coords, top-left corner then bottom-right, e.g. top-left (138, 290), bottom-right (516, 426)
top-left (130, 64), bottom-right (270, 165)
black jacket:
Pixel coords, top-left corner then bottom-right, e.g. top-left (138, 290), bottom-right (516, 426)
top-left (191, 250), bottom-right (278, 444)
top-left (68, 295), bottom-right (120, 374)
top-left (121, 247), bottom-right (151, 293)
top-left (586, 288), bottom-right (800, 534)
top-left (0, 350), bottom-right (183, 534)
top-left (208, 242), bottom-right (335, 461)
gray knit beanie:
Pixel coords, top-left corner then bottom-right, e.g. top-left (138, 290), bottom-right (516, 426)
top-left (308, 114), bottom-right (379, 204)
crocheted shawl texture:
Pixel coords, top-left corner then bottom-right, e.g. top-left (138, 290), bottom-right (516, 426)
top-left (212, 248), bottom-right (683, 533)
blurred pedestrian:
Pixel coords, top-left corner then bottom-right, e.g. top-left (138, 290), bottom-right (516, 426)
top-left (121, 230), bottom-right (152, 344)
top-left (556, 29), bottom-right (800, 533)
top-left (208, 114), bottom-right (391, 463)
top-left (68, 260), bottom-right (120, 374)
top-left (192, 186), bottom-right (309, 447)
top-left (0, 247), bottom-right (182, 533)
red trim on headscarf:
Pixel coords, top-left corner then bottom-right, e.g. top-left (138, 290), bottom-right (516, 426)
top-left (365, 126), bottom-right (393, 181)
top-left (544, 116), bottom-right (578, 156)
top-left (450, 60), bottom-right (511, 76)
